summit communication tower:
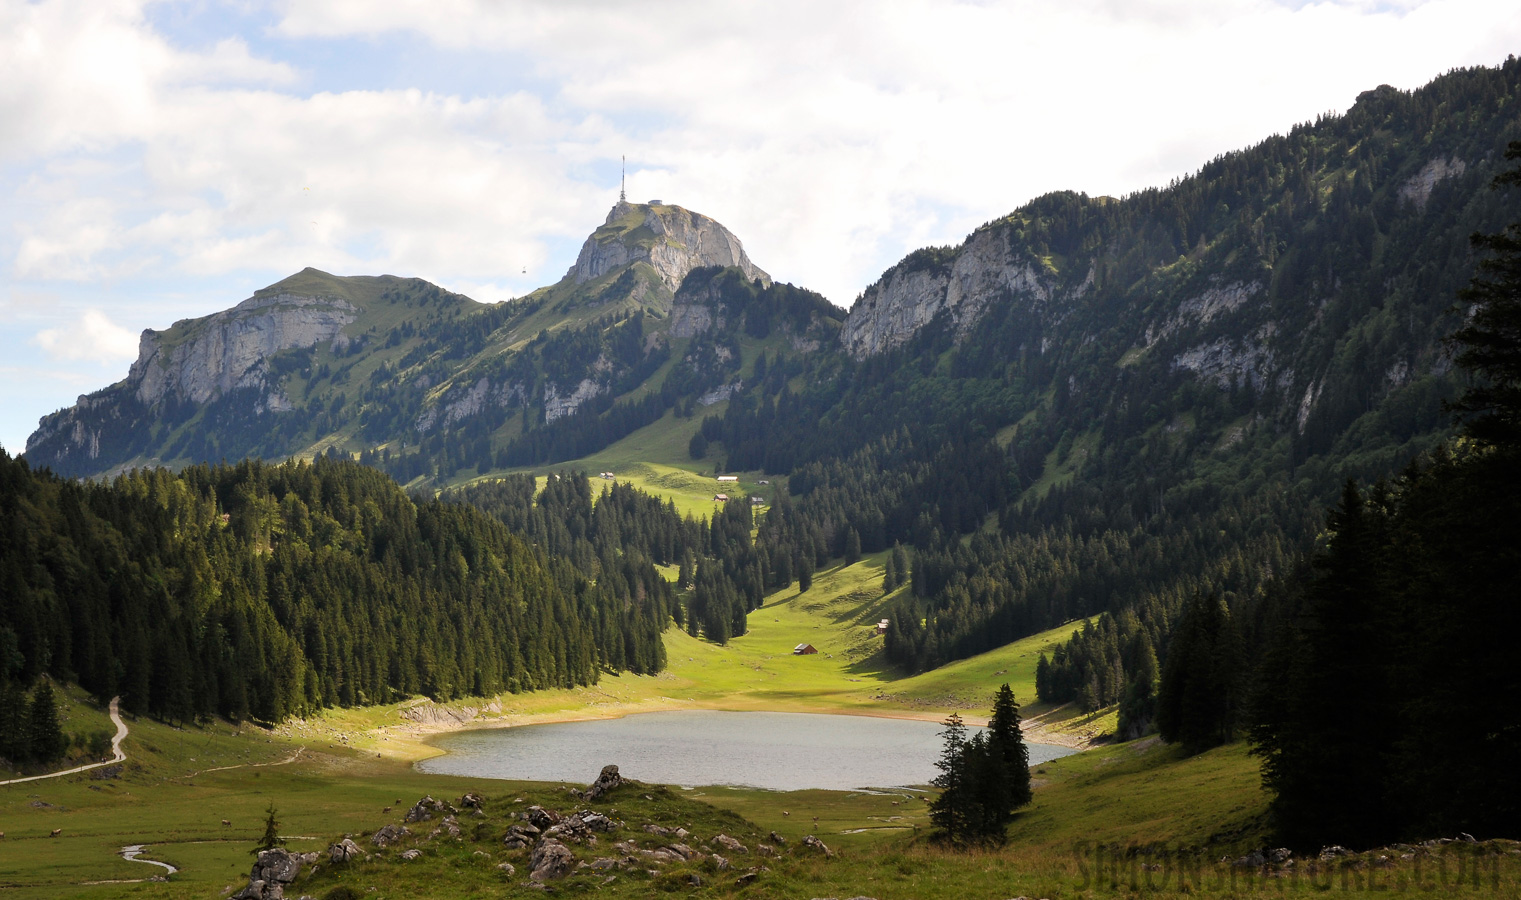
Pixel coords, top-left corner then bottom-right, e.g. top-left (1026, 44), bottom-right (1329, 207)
top-left (620, 155), bottom-right (626, 203)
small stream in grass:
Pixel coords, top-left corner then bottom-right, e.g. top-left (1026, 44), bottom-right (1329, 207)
top-left (417, 710), bottom-right (1076, 790)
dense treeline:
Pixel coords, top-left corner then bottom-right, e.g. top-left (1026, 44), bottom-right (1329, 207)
top-left (1162, 143), bottom-right (1521, 846)
top-left (443, 472), bottom-right (767, 647)
top-left (0, 454), bottom-right (670, 725)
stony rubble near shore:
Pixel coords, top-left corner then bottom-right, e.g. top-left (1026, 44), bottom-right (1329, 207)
top-left (232, 763), bottom-right (843, 897)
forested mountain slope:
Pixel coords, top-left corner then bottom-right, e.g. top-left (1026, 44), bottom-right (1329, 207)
top-left (16, 59), bottom-right (1521, 710)
top-left (703, 59), bottom-right (1521, 686)
top-left (0, 452), bottom-right (673, 724)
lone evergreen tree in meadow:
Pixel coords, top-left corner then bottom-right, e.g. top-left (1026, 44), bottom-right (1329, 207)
top-left (254, 804), bottom-right (285, 855)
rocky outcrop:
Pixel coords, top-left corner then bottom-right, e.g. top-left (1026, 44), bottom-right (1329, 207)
top-left (567, 202), bottom-right (770, 292)
top-left (578, 765), bottom-right (623, 802)
top-left (131, 292), bottom-right (356, 408)
top-left (26, 287), bottom-right (355, 466)
top-left (1399, 156), bottom-right (1467, 211)
top-left (840, 227), bottom-right (1076, 357)
top-left (544, 378), bottom-right (605, 422)
top-left (327, 838), bottom-right (363, 864)
top-left (528, 837), bottom-right (575, 881)
top-left (232, 848), bottom-right (320, 900)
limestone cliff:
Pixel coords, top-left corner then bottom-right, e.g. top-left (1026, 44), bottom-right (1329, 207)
top-left (129, 292), bottom-right (357, 407)
top-left (27, 287), bottom-right (358, 468)
top-left (839, 226), bottom-right (1085, 358)
top-left (566, 201), bottom-right (770, 294)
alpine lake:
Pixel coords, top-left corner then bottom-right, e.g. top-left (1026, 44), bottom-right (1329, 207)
top-left (417, 710), bottom-right (1077, 791)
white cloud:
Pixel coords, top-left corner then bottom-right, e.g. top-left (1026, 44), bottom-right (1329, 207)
top-left (31, 309), bottom-right (142, 363)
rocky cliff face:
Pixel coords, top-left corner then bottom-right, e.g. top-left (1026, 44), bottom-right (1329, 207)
top-left (840, 226), bottom-right (1087, 357)
top-left (26, 289), bottom-right (357, 466)
top-left (566, 202), bottom-right (770, 293)
top-left (130, 292), bottom-right (357, 407)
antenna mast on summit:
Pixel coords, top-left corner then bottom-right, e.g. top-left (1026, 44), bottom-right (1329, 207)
top-left (620, 155), bottom-right (626, 203)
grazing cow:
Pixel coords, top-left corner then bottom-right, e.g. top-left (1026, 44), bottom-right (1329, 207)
top-left (222, 819), bottom-right (231, 826)
top-left (50, 829), bottom-right (61, 837)
top-left (382, 806), bottom-right (392, 813)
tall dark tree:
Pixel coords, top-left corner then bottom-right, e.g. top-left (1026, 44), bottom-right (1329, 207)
top-left (986, 683), bottom-right (1032, 809)
top-left (1156, 593), bottom-right (1240, 753)
top-left (26, 680), bottom-right (66, 764)
top-left (1449, 140), bottom-right (1521, 448)
top-left (928, 713), bottom-right (973, 842)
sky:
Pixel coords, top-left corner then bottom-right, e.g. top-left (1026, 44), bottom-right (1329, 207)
top-left (1, 0), bottom-right (1518, 454)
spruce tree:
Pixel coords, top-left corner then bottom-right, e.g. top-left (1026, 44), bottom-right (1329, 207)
top-left (1449, 140), bottom-right (1521, 448)
top-left (986, 683), bottom-right (1032, 809)
top-left (254, 804), bottom-right (285, 854)
top-left (928, 713), bottom-right (971, 842)
top-left (26, 680), bottom-right (66, 764)
top-left (844, 527), bottom-right (861, 565)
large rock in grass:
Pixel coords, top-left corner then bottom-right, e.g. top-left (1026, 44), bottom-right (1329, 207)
top-left (232, 848), bottom-right (319, 900)
top-left (529, 838), bottom-right (575, 881)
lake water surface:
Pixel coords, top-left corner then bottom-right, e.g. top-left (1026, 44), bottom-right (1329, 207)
top-left (417, 710), bottom-right (1077, 791)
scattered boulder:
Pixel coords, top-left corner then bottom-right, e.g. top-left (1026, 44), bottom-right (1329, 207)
top-left (526, 806), bottom-right (561, 830)
top-left (580, 811), bottom-right (618, 832)
top-left (1267, 847), bottom-right (1293, 865)
top-left (371, 823), bottom-right (409, 848)
top-left (459, 792), bottom-right (484, 810)
top-left (543, 815), bottom-right (593, 844)
top-left (768, 831), bottom-right (787, 845)
top-left (1319, 845), bottom-right (1354, 861)
top-left (233, 849), bottom-right (319, 900)
top-left (711, 853), bottom-right (730, 870)
top-left (327, 839), bottom-right (363, 864)
top-left (1234, 850), bottom-right (1266, 868)
top-left (581, 765), bottom-right (624, 801)
top-left (405, 796), bottom-right (455, 823)
top-left (712, 833), bottom-right (747, 854)
top-left (758, 844), bottom-right (775, 857)
top-left (802, 835), bottom-right (832, 856)
top-left (643, 823), bottom-right (673, 836)
top-left (430, 814), bottom-right (462, 839)
top-left (496, 862), bottom-right (516, 875)
top-left (529, 838), bottom-right (575, 881)
top-left (400, 849), bottom-right (421, 861)
top-left (503, 823), bottom-right (541, 850)
top-left (663, 843), bottom-right (701, 861)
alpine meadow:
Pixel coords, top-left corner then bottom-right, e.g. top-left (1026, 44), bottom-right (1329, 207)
top-left (3, 45), bottom-right (1521, 900)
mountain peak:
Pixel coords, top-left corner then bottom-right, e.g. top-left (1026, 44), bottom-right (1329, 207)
top-left (565, 200), bottom-right (769, 292)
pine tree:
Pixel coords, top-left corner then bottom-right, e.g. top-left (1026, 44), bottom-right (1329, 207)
top-left (254, 803), bottom-right (285, 854)
top-left (1449, 141), bottom-right (1521, 448)
top-left (986, 683), bottom-right (1032, 809)
top-left (928, 713), bottom-right (971, 841)
top-left (890, 544), bottom-right (910, 588)
top-left (1118, 631), bottom-right (1159, 740)
top-left (26, 680), bottom-right (66, 764)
